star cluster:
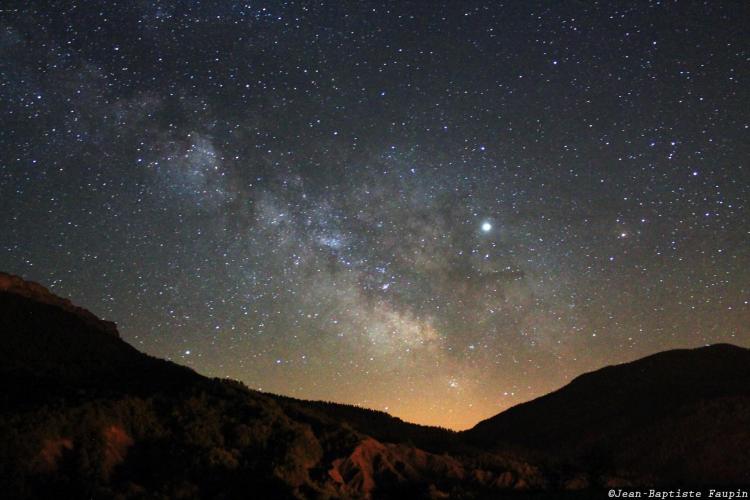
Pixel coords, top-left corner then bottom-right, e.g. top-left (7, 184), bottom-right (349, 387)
top-left (1, 1), bottom-right (748, 429)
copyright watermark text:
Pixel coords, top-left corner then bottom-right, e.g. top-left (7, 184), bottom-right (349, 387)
top-left (608, 489), bottom-right (749, 499)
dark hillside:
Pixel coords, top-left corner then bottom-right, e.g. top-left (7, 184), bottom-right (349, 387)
top-left (465, 344), bottom-right (750, 484)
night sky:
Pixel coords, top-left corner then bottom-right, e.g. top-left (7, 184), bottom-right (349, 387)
top-left (1, 1), bottom-right (748, 429)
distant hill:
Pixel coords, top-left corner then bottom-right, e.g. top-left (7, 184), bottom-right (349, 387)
top-left (464, 343), bottom-right (750, 484)
top-left (1, 271), bottom-right (748, 498)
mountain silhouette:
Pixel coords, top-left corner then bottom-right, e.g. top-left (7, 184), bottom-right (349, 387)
top-left (464, 343), bottom-right (750, 485)
top-left (1, 272), bottom-right (748, 498)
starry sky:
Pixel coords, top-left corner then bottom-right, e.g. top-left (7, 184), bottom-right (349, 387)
top-left (1, 1), bottom-right (749, 430)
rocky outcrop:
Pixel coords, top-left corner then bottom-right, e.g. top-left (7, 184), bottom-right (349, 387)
top-left (35, 437), bottom-right (73, 473)
top-left (326, 437), bottom-right (547, 497)
top-left (328, 438), bottom-right (464, 497)
top-left (101, 425), bottom-right (134, 478)
top-left (0, 272), bottom-right (118, 337)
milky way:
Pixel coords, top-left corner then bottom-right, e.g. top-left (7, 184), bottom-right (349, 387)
top-left (1, 1), bottom-right (748, 429)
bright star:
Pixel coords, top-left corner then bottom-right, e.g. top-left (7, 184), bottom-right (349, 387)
top-left (481, 222), bottom-right (492, 232)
